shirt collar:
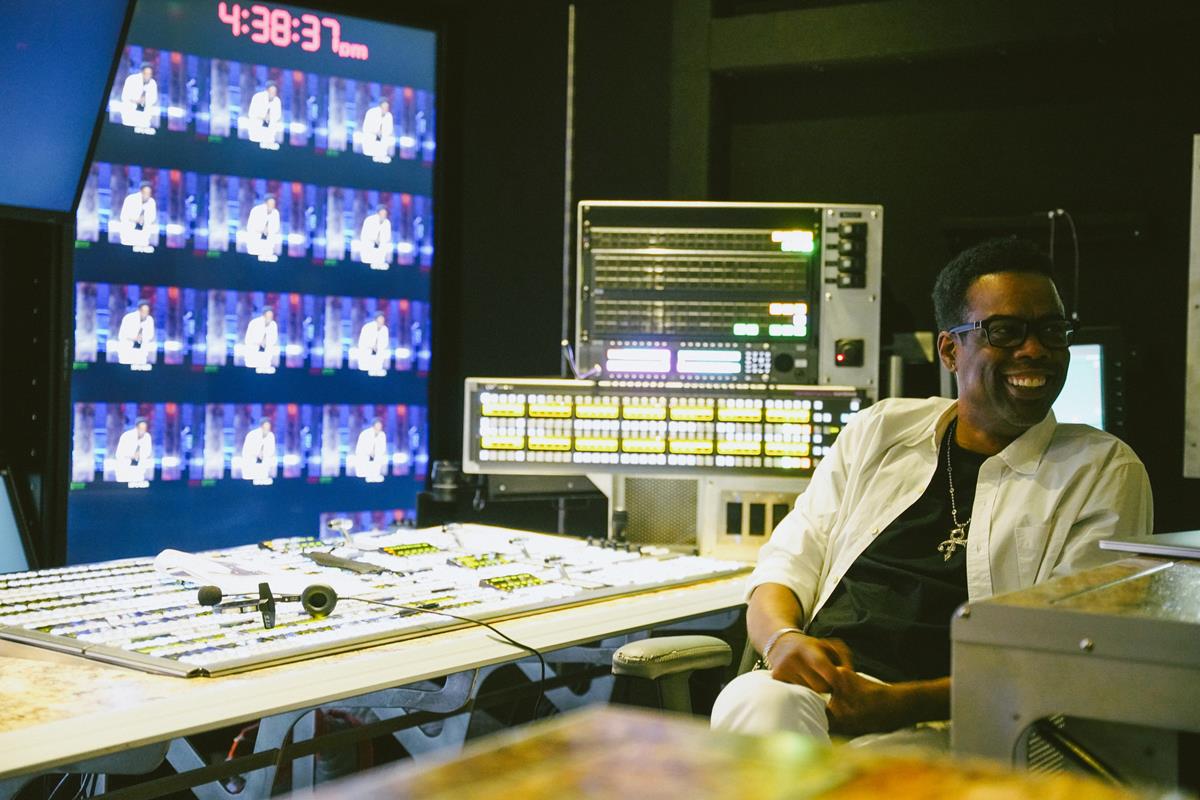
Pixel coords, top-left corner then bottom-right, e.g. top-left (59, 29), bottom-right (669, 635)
top-left (914, 401), bottom-right (1057, 475)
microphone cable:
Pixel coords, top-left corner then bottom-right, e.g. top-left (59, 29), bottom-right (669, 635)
top-left (341, 595), bottom-right (548, 719)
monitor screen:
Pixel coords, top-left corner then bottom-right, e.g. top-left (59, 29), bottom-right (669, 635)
top-left (68, 0), bottom-right (436, 562)
top-left (1053, 342), bottom-right (1105, 430)
top-left (0, 0), bottom-right (130, 214)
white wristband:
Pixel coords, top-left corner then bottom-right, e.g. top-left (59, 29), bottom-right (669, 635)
top-left (761, 626), bottom-right (804, 669)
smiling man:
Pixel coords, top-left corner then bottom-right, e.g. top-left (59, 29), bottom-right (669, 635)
top-left (711, 237), bottom-right (1152, 746)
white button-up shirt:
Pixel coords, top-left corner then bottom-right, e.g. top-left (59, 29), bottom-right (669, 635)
top-left (748, 397), bottom-right (1153, 624)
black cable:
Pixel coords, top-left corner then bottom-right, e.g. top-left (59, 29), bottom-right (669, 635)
top-left (1061, 209), bottom-right (1081, 324)
top-left (342, 596), bottom-right (549, 720)
top-left (257, 596), bottom-right (550, 789)
top-left (1047, 208), bottom-right (1082, 324)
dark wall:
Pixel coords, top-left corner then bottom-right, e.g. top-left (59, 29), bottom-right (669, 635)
top-left (0, 216), bottom-right (71, 565)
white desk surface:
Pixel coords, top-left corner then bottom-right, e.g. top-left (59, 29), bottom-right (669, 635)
top-left (0, 575), bottom-right (745, 779)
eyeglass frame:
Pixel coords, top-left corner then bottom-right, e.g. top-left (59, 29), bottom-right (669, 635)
top-left (945, 315), bottom-right (1075, 349)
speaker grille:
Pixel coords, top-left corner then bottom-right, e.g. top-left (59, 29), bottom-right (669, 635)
top-left (624, 478), bottom-right (697, 547)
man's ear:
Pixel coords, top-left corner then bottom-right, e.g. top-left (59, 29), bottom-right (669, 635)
top-left (937, 331), bottom-right (957, 373)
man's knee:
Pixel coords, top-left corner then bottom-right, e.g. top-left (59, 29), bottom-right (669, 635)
top-left (711, 670), bottom-right (830, 742)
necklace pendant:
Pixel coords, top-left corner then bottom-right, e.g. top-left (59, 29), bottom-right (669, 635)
top-left (937, 524), bottom-right (969, 561)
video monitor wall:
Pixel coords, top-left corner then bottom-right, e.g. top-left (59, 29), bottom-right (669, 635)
top-left (69, 1), bottom-right (437, 563)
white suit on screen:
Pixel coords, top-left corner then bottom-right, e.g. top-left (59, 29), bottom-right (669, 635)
top-left (118, 192), bottom-right (157, 250)
top-left (241, 426), bottom-right (277, 484)
top-left (246, 89), bottom-right (282, 148)
top-left (114, 427), bottom-right (153, 485)
top-left (243, 314), bottom-right (279, 372)
top-left (119, 71), bottom-right (157, 131)
top-left (359, 213), bottom-right (392, 269)
top-left (357, 320), bottom-right (389, 376)
top-left (116, 309), bottom-right (154, 368)
top-left (245, 202), bottom-right (281, 260)
top-left (361, 104), bottom-right (394, 161)
top-left (355, 427), bottom-right (387, 482)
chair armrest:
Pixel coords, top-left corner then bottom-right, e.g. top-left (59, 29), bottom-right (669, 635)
top-left (611, 635), bottom-right (732, 681)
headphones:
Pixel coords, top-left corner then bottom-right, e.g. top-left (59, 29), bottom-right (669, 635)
top-left (197, 581), bottom-right (338, 629)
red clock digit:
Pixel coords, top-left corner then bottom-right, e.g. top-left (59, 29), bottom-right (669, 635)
top-left (217, 2), bottom-right (242, 36)
top-left (248, 4), bottom-right (270, 44)
top-left (269, 8), bottom-right (291, 47)
top-left (298, 13), bottom-right (321, 52)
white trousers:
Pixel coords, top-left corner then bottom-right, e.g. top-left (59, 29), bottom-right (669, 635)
top-left (711, 669), bottom-right (949, 749)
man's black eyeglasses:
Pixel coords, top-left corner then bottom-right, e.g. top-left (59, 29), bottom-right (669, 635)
top-left (946, 316), bottom-right (1074, 349)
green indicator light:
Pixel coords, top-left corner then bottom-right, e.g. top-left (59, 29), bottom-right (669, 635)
top-left (323, 368), bottom-right (336, 375)
top-left (204, 365), bottom-right (219, 373)
top-left (320, 476), bottom-right (333, 484)
top-left (69, 482), bottom-right (86, 491)
top-left (201, 479), bottom-right (217, 487)
top-left (74, 241), bottom-right (91, 249)
top-left (326, 150), bottom-right (340, 157)
top-left (324, 259), bottom-right (338, 266)
top-left (208, 135), bottom-right (224, 143)
top-left (206, 251), bottom-right (221, 259)
top-left (72, 362), bottom-right (89, 370)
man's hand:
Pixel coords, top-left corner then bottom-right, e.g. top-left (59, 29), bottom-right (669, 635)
top-left (825, 667), bottom-right (905, 736)
top-left (825, 668), bottom-right (951, 737)
top-left (766, 632), bottom-right (853, 693)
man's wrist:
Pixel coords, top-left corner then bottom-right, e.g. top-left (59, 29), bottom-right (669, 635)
top-left (760, 627), bottom-right (804, 669)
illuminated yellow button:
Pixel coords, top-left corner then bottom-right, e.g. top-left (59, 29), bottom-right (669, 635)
top-left (717, 407), bottom-right (763, 423)
top-left (622, 405), bottom-right (667, 421)
top-left (528, 436), bottom-right (572, 451)
top-left (622, 438), bottom-right (666, 454)
top-left (481, 402), bottom-right (526, 418)
top-left (669, 440), bottom-right (714, 455)
top-left (576, 404), bottom-right (619, 419)
top-left (765, 442), bottom-right (810, 457)
top-left (717, 440), bottom-right (762, 456)
top-left (575, 437), bottom-right (618, 452)
top-left (480, 435), bottom-right (525, 450)
top-left (669, 406), bottom-right (715, 421)
top-left (765, 408), bottom-right (811, 424)
top-left (529, 402), bottom-right (572, 418)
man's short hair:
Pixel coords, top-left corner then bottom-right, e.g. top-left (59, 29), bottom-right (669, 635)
top-left (263, 193), bottom-right (276, 204)
top-left (134, 416), bottom-right (148, 426)
top-left (931, 237), bottom-right (1056, 331)
top-left (266, 80), bottom-right (277, 90)
top-left (140, 63), bottom-right (153, 72)
top-left (139, 180), bottom-right (152, 190)
top-left (137, 299), bottom-right (151, 309)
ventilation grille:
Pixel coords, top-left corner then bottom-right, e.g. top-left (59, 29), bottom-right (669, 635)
top-left (624, 478), bottom-right (698, 546)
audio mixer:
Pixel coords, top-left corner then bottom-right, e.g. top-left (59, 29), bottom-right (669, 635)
top-left (0, 524), bottom-right (748, 677)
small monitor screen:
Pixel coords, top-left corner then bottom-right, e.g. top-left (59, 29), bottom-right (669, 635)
top-left (1053, 343), bottom-right (1105, 430)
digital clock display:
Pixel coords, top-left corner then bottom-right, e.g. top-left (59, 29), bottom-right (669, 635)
top-left (217, 3), bottom-right (369, 60)
top-left (68, 0), bottom-right (437, 563)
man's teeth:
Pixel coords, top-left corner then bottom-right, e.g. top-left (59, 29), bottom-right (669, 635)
top-left (1007, 375), bottom-right (1046, 388)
